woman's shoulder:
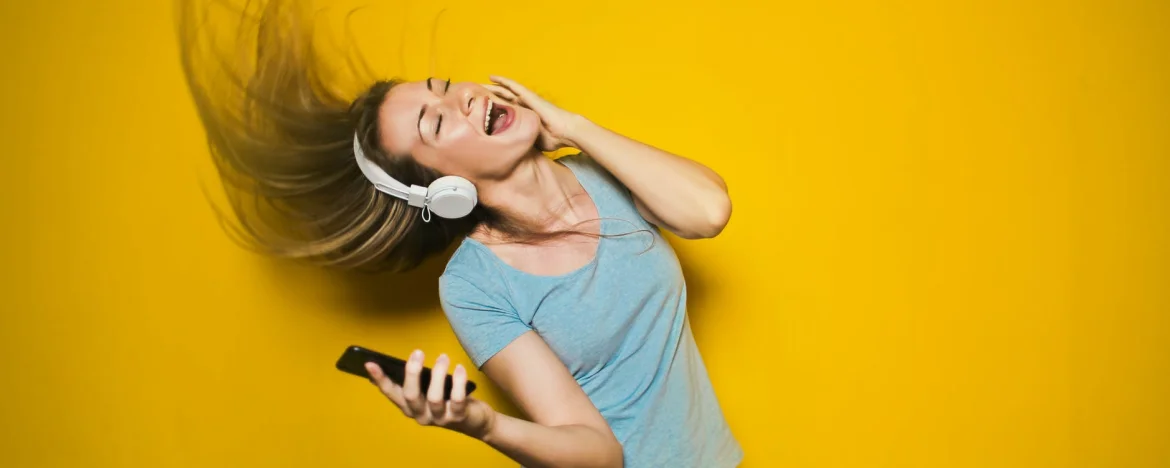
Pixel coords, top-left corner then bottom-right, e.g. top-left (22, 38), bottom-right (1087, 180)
top-left (557, 153), bottom-right (653, 228)
top-left (442, 238), bottom-right (494, 281)
top-left (556, 153), bottom-right (636, 208)
top-left (439, 239), bottom-right (511, 301)
top-left (556, 152), bottom-right (608, 183)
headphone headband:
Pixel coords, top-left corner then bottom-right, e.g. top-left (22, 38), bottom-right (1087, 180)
top-left (352, 133), bottom-right (478, 221)
top-left (352, 134), bottom-right (426, 208)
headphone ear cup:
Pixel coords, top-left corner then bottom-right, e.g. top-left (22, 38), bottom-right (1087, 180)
top-left (425, 176), bottom-right (478, 219)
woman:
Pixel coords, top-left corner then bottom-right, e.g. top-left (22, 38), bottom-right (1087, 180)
top-left (179, 1), bottom-right (742, 466)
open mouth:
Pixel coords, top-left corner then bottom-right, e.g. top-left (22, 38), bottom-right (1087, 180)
top-left (484, 100), bottom-right (513, 136)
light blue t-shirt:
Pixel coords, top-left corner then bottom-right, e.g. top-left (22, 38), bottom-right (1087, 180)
top-left (438, 154), bottom-right (743, 467)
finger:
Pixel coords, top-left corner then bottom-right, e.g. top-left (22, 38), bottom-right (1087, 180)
top-left (483, 84), bottom-right (519, 103)
top-left (489, 75), bottom-right (536, 101)
top-left (365, 362), bottom-right (406, 409)
top-left (448, 364), bottom-right (468, 416)
top-left (426, 354), bottom-right (450, 416)
top-left (402, 349), bottom-right (426, 416)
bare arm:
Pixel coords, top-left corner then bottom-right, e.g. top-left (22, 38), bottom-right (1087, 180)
top-left (565, 117), bottom-right (732, 239)
top-left (479, 331), bottom-right (623, 468)
top-left (366, 333), bottom-right (622, 468)
top-left (487, 76), bottom-right (732, 239)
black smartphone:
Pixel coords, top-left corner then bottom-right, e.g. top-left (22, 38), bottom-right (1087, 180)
top-left (335, 345), bottom-right (476, 400)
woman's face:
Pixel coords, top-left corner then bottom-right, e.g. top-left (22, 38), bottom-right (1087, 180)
top-left (377, 78), bottom-right (541, 182)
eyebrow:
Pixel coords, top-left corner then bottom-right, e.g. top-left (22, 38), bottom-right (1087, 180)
top-left (417, 77), bottom-right (449, 143)
top-left (416, 77), bottom-right (435, 141)
top-left (417, 77), bottom-right (457, 144)
top-left (417, 106), bottom-right (425, 143)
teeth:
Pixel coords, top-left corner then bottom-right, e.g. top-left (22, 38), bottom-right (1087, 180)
top-left (484, 101), bottom-right (493, 133)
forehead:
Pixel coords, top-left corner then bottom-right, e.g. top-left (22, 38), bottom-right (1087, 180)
top-left (377, 80), bottom-right (432, 158)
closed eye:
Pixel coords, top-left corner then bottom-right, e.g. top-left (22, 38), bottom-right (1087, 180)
top-left (423, 77), bottom-right (453, 140)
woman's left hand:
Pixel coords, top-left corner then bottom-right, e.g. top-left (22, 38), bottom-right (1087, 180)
top-left (486, 75), bottom-right (585, 152)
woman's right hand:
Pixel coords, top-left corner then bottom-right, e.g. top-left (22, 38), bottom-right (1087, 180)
top-left (365, 350), bottom-right (496, 440)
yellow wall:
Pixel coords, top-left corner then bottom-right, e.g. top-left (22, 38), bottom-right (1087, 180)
top-left (2, 0), bottom-right (1167, 466)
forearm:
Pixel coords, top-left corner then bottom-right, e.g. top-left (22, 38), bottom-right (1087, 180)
top-left (566, 116), bottom-right (731, 238)
top-left (480, 412), bottom-right (623, 468)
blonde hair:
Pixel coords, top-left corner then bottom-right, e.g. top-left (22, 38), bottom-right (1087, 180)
top-left (178, 0), bottom-right (479, 272)
top-left (177, 0), bottom-right (648, 272)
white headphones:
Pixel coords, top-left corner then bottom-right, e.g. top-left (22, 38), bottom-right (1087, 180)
top-left (352, 134), bottom-right (478, 221)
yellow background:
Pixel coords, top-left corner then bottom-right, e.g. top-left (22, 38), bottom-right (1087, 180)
top-left (2, 0), bottom-right (1167, 466)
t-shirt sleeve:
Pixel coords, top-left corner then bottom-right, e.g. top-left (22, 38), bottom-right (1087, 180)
top-left (438, 273), bottom-right (532, 368)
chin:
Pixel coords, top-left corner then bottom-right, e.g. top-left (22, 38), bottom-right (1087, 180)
top-left (511, 111), bottom-right (542, 145)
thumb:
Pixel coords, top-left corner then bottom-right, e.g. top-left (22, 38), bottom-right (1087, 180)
top-left (538, 130), bottom-right (559, 151)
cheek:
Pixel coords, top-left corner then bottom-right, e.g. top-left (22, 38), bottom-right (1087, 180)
top-left (430, 113), bottom-right (540, 177)
top-left (505, 107), bottom-right (542, 144)
top-left (432, 128), bottom-right (490, 172)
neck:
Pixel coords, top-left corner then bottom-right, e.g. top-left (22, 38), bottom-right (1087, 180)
top-left (474, 150), bottom-right (590, 239)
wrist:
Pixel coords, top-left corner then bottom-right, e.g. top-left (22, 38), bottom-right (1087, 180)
top-left (469, 405), bottom-right (500, 442)
top-left (562, 113), bottom-right (593, 149)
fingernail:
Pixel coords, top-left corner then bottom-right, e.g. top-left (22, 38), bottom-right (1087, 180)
top-left (411, 349), bottom-right (423, 361)
top-left (454, 364), bottom-right (465, 376)
top-left (437, 354), bottom-right (449, 364)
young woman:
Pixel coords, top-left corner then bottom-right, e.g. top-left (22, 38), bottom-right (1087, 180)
top-left (179, 1), bottom-right (742, 466)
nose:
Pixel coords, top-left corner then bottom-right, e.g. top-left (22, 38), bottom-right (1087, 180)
top-left (451, 87), bottom-right (477, 117)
